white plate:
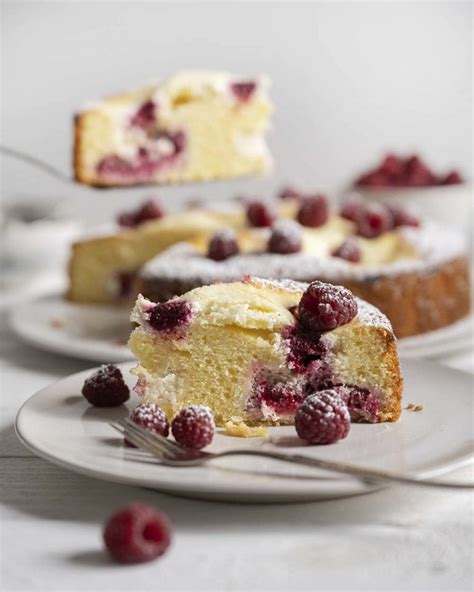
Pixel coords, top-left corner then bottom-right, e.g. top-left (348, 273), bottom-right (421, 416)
top-left (9, 294), bottom-right (133, 362)
top-left (15, 360), bottom-right (473, 503)
top-left (9, 293), bottom-right (472, 363)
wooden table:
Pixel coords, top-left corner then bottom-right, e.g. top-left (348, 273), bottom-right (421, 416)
top-left (1, 313), bottom-right (472, 591)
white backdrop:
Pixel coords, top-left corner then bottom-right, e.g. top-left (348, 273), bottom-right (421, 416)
top-left (1, 1), bottom-right (472, 222)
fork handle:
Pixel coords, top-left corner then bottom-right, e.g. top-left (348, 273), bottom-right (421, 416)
top-left (214, 449), bottom-right (472, 489)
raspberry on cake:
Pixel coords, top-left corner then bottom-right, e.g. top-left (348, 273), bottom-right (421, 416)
top-left (74, 71), bottom-right (272, 187)
top-left (128, 278), bottom-right (403, 426)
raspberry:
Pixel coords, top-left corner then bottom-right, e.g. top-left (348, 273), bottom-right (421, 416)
top-left (295, 390), bottom-right (350, 444)
top-left (268, 220), bottom-right (302, 254)
top-left (103, 503), bottom-right (172, 564)
top-left (380, 153), bottom-right (402, 177)
top-left (355, 172), bottom-right (389, 187)
top-left (356, 203), bottom-right (393, 238)
top-left (171, 405), bottom-right (215, 449)
top-left (388, 206), bottom-right (420, 228)
top-left (331, 238), bottom-right (361, 263)
top-left (297, 194), bottom-right (329, 227)
top-left (125, 403), bottom-right (170, 448)
top-left (207, 229), bottom-right (240, 261)
top-left (148, 299), bottom-right (192, 334)
top-left (340, 196), bottom-right (365, 222)
top-left (246, 200), bottom-right (275, 227)
top-left (403, 155), bottom-right (435, 186)
top-left (230, 81), bottom-right (257, 102)
top-left (279, 186), bottom-right (303, 200)
top-left (81, 364), bottom-right (130, 407)
top-left (440, 170), bottom-right (463, 185)
top-left (298, 281), bottom-right (358, 332)
top-left (117, 200), bottom-right (164, 227)
top-left (339, 386), bottom-right (380, 423)
top-left (130, 100), bottom-right (156, 129)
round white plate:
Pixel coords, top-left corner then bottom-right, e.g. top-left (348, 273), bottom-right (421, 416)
top-left (9, 294), bottom-right (133, 362)
top-left (9, 293), bottom-right (472, 363)
top-left (16, 360), bottom-right (473, 503)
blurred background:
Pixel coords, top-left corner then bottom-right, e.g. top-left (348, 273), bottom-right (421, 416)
top-left (2, 1), bottom-right (472, 223)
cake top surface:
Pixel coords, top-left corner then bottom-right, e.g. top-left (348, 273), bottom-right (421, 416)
top-left (131, 277), bottom-right (393, 335)
top-left (141, 218), bottom-right (466, 283)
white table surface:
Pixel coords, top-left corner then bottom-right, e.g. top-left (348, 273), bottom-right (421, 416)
top-left (1, 300), bottom-right (473, 592)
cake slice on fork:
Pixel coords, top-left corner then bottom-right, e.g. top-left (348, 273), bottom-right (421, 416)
top-left (128, 277), bottom-right (402, 426)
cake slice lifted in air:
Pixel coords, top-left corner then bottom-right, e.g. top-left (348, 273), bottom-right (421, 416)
top-left (74, 71), bottom-right (272, 186)
top-left (128, 277), bottom-right (402, 426)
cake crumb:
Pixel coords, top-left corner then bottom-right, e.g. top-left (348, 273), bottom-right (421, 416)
top-left (406, 403), bottom-right (424, 412)
top-left (223, 421), bottom-right (268, 438)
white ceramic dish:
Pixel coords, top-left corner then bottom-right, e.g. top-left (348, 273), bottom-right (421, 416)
top-left (9, 294), bottom-right (472, 363)
top-left (15, 360), bottom-right (473, 503)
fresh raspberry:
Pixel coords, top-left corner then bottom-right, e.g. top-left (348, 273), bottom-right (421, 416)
top-left (380, 153), bottom-right (402, 177)
top-left (298, 281), bottom-right (358, 332)
top-left (297, 194), bottom-right (329, 227)
top-left (355, 172), bottom-right (389, 187)
top-left (268, 220), bottom-right (302, 254)
top-left (117, 200), bottom-right (164, 227)
top-left (340, 196), bottom-right (365, 222)
top-left (356, 203), bottom-right (393, 238)
top-left (171, 405), bottom-right (215, 449)
top-left (279, 186), bottom-right (303, 200)
top-left (295, 390), bottom-right (350, 444)
top-left (207, 229), bottom-right (240, 261)
top-left (130, 100), bottom-right (156, 129)
top-left (331, 238), bottom-right (361, 263)
top-left (103, 503), bottom-right (172, 564)
top-left (246, 200), bottom-right (275, 227)
top-left (148, 299), bottom-right (192, 334)
top-left (125, 403), bottom-right (170, 448)
top-left (440, 170), bottom-right (463, 185)
top-left (403, 155), bottom-right (435, 186)
top-left (230, 81), bottom-right (257, 102)
top-left (81, 364), bottom-right (130, 407)
top-left (388, 206), bottom-right (420, 228)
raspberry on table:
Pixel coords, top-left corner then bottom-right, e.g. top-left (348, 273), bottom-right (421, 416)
top-left (246, 200), bottom-right (275, 227)
top-left (148, 299), bottom-right (193, 334)
top-left (295, 390), bottom-right (350, 444)
top-left (268, 220), bottom-right (302, 254)
top-left (103, 503), bottom-right (172, 564)
top-left (207, 228), bottom-right (240, 261)
top-left (298, 281), bottom-right (358, 332)
top-left (297, 194), bottom-right (329, 227)
top-left (356, 203), bottom-right (393, 238)
top-left (81, 364), bottom-right (130, 407)
top-left (331, 238), bottom-right (361, 263)
top-left (171, 405), bottom-right (215, 450)
top-left (125, 403), bottom-right (170, 447)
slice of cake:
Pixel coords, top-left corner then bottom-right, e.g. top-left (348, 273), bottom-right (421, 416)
top-left (74, 71), bottom-right (272, 187)
top-left (128, 278), bottom-right (402, 426)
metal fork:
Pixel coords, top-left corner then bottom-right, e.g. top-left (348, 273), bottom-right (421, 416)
top-left (112, 419), bottom-right (473, 489)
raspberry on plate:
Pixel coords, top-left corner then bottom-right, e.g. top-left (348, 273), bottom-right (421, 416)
top-left (298, 281), bottom-right (358, 332)
top-left (268, 220), bottom-right (302, 254)
top-left (207, 228), bottom-right (240, 261)
top-left (297, 194), bottom-right (329, 227)
top-left (81, 364), bottom-right (130, 407)
top-left (171, 405), bottom-right (215, 449)
top-left (103, 503), bottom-right (172, 564)
top-left (246, 200), bottom-right (275, 227)
top-left (125, 403), bottom-right (170, 447)
top-left (295, 390), bottom-right (350, 444)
